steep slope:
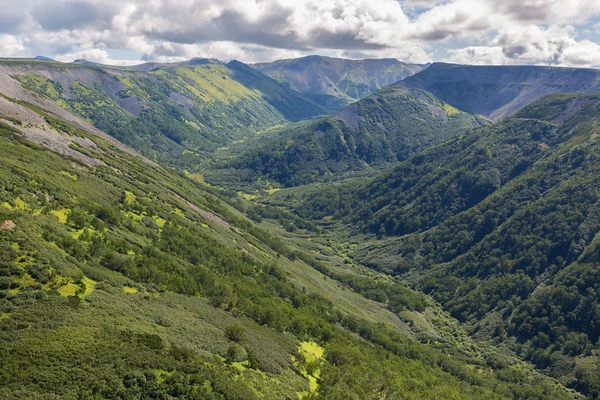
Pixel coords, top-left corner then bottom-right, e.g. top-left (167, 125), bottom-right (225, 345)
top-left (0, 69), bottom-right (573, 399)
top-left (213, 85), bottom-right (483, 187)
top-left (397, 63), bottom-right (600, 119)
top-left (0, 58), bottom-right (325, 171)
top-left (253, 56), bottom-right (426, 112)
top-left (289, 93), bottom-right (600, 396)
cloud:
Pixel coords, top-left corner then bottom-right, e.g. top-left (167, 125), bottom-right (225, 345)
top-left (0, 0), bottom-right (598, 66)
top-left (0, 35), bottom-right (25, 57)
top-left (447, 24), bottom-right (600, 67)
top-left (54, 48), bottom-right (141, 66)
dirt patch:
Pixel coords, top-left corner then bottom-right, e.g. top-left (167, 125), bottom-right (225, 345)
top-left (0, 220), bottom-right (16, 230)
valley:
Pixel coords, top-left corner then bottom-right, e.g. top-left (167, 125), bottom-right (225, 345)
top-left (1, 56), bottom-right (600, 400)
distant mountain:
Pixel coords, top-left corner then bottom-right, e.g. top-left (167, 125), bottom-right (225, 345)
top-left (215, 85), bottom-right (482, 187)
top-left (1, 57), bottom-right (325, 170)
top-left (397, 63), bottom-right (600, 119)
top-left (253, 56), bottom-right (426, 112)
top-left (34, 55), bottom-right (55, 61)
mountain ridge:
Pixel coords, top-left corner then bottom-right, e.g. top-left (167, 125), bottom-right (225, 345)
top-left (253, 55), bottom-right (426, 112)
top-left (397, 62), bottom-right (600, 119)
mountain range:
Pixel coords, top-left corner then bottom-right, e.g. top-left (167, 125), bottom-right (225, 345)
top-left (253, 56), bottom-right (426, 112)
top-left (1, 55), bottom-right (600, 399)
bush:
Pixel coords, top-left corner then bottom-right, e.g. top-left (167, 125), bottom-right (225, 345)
top-left (225, 324), bottom-right (246, 343)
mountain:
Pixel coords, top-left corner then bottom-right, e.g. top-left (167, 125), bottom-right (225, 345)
top-left (0, 58), bottom-right (326, 171)
top-left (213, 85), bottom-right (483, 187)
top-left (253, 56), bottom-right (426, 112)
top-left (287, 93), bottom-right (600, 396)
top-left (397, 63), bottom-right (600, 119)
top-left (0, 62), bottom-right (572, 399)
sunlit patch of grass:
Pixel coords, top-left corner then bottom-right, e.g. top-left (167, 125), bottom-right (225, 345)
top-left (123, 286), bottom-right (138, 294)
top-left (173, 208), bottom-right (184, 216)
top-left (152, 215), bottom-right (166, 227)
top-left (444, 102), bottom-right (460, 116)
top-left (266, 188), bottom-right (281, 195)
top-left (81, 277), bottom-right (96, 297)
top-left (124, 191), bottom-right (136, 204)
top-left (296, 341), bottom-right (324, 393)
top-left (124, 211), bottom-right (143, 222)
top-left (50, 208), bottom-right (69, 223)
top-left (300, 341), bottom-right (324, 361)
top-left (238, 191), bottom-right (257, 200)
top-left (1, 201), bottom-right (13, 210)
top-left (231, 361), bottom-right (249, 372)
top-left (14, 273), bottom-right (36, 288)
top-left (58, 283), bottom-right (79, 297)
top-left (119, 77), bottom-right (133, 88)
top-left (14, 198), bottom-right (28, 211)
top-left (60, 171), bottom-right (78, 180)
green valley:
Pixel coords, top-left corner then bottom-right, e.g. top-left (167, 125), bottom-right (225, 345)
top-left (2, 54), bottom-right (600, 399)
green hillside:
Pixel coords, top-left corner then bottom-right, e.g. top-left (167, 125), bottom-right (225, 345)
top-left (211, 86), bottom-right (482, 187)
top-left (0, 58), bottom-right (325, 171)
top-left (254, 56), bottom-right (425, 112)
top-left (279, 93), bottom-right (600, 397)
top-left (0, 63), bottom-right (577, 399)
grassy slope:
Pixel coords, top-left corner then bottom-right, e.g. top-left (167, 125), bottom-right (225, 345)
top-left (1, 58), bottom-right (325, 171)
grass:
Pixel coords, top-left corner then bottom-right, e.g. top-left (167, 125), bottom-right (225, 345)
top-left (185, 171), bottom-right (205, 183)
top-left (238, 191), bottom-right (258, 200)
top-left (58, 283), bottom-right (79, 297)
top-left (14, 198), bottom-right (28, 211)
top-left (50, 208), bottom-right (69, 224)
top-left (124, 191), bottom-right (136, 204)
top-left (444, 102), bottom-right (461, 115)
top-left (175, 64), bottom-right (258, 103)
top-left (122, 286), bottom-right (138, 294)
top-left (81, 277), bottom-right (96, 297)
top-left (152, 215), bottom-right (166, 227)
top-left (60, 171), bottom-right (78, 180)
top-left (300, 341), bottom-right (324, 361)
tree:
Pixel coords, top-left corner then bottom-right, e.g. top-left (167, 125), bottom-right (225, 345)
top-left (225, 324), bottom-right (246, 343)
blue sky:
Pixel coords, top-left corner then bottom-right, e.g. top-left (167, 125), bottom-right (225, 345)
top-left (0, 0), bottom-right (599, 67)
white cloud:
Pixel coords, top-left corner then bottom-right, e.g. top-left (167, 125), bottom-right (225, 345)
top-left (0, 35), bottom-right (25, 57)
top-left (0, 0), bottom-right (598, 66)
top-left (54, 48), bottom-right (141, 66)
top-left (447, 24), bottom-right (600, 67)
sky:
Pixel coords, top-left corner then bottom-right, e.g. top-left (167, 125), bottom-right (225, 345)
top-left (0, 0), bottom-right (600, 67)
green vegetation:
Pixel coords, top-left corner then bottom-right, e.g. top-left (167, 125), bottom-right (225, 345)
top-left (213, 87), bottom-right (481, 188)
top-left (0, 71), bottom-right (577, 399)
top-left (281, 93), bottom-right (600, 397)
top-left (8, 58), bottom-right (325, 172)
